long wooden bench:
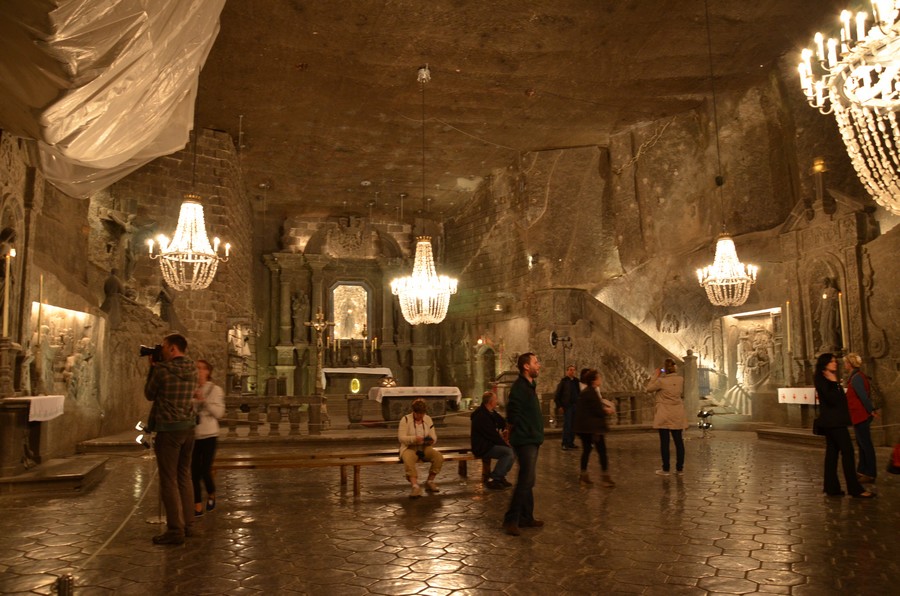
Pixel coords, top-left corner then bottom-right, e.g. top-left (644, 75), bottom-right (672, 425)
top-left (214, 446), bottom-right (489, 497)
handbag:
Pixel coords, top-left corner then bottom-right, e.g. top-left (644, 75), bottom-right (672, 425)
top-left (812, 417), bottom-right (826, 436)
top-left (812, 394), bottom-right (825, 436)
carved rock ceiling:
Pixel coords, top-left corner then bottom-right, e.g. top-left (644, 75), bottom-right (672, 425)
top-left (195, 0), bottom-right (841, 218)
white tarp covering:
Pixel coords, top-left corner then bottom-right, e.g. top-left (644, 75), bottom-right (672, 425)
top-left (0, 0), bottom-right (225, 197)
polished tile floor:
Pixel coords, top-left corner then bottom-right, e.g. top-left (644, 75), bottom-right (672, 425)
top-left (1, 431), bottom-right (897, 595)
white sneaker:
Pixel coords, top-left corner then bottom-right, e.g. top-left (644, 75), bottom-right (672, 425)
top-left (410, 485), bottom-right (422, 498)
top-left (655, 470), bottom-right (670, 476)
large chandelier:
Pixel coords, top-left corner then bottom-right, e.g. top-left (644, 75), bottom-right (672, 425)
top-left (392, 236), bottom-right (457, 325)
top-left (697, 0), bottom-right (758, 307)
top-left (148, 192), bottom-right (230, 291)
top-left (697, 234), bottom-right (759, 307)
top-left (798, 2), bottom-right (900, 214)
top-left (390, 65), bottom-right (457, 325)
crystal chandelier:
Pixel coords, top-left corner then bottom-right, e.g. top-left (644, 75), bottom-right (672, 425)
top-left (390, 66), bottom-right (458, 325)
top-left (798, 2), bottom-right (900, 214)
top-left (697, 234), bottom-right (759, 307)
top-left (392, 236), bottom-right (458, 325)
top-left (148, 193), bottom-right (230, 291)
top-left (697, 0), bottom-right (758, 307)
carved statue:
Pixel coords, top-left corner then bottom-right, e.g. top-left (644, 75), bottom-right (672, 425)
top-left (291, 292), bottom-right (310, 343)
top-left (99, 268), bottom-right (126, 328)
top-left (816, 277), bottom-right (840, 353)
top-left (156, 282), bottom-right (185, 333)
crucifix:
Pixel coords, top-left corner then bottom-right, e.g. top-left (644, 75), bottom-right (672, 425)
top-left (305, 309), bottom-right (335, 391)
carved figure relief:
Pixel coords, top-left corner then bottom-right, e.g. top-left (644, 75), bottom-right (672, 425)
top-left (291, 291), bottom-right (310, 343)
top-left (814, 276), bottom-right (841, 353)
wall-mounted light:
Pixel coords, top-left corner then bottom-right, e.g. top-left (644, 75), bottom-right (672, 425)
top-left (527, 253), bottom-right (540, 270)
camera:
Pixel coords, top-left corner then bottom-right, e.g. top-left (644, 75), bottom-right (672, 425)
top-left (139, 344), bottom-right (164, 362)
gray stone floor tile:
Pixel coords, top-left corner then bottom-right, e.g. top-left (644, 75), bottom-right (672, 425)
top-left (1, 431), bottom-right (899, 594)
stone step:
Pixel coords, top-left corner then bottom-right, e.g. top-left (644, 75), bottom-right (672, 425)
top-left (0, 456), bottom-right (107, 495)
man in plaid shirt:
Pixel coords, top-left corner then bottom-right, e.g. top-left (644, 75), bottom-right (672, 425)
top-left (145, 333), bottom-right (198, 545)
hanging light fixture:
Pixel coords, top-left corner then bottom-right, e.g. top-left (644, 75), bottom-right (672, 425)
top-left (696, 0), bottom-right (758, 307)
top-left (391, 66), bottom-right (458, 325)
top-left (147, 132), bottom-right (230, 291)
top-left (798, 2), bottom-right (900, 214)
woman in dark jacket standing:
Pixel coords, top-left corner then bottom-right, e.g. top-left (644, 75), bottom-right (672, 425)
top-left (574, 369), bottom-right (614, 488)
top-left (814, 353), bottom-right (873, 498)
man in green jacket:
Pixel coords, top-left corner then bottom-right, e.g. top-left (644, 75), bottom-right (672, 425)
top-left (145, 333), bottom-right (198, 545)
top-left (503, 352), bottom-right (544, 536)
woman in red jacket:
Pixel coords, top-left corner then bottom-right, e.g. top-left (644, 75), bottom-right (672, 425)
top-left (844, 353), bottom-right (878, 484)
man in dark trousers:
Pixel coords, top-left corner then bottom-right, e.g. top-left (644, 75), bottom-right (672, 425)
top-left (471, 390), bottom-right (514, 490)
top-left (503, 352), bottom-right (544, 536)
top-left (145, 333), bottom-right (198, 545)
top-left (554, 364), bottom-right (580, 450)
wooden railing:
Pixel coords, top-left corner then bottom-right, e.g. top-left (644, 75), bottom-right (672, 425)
top-left (223, 395), bottom-right (326, 438)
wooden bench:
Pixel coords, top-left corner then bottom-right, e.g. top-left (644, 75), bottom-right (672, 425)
top-left (214, 446), bottom-right (490, 497)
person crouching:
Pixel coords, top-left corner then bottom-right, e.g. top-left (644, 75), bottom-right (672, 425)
top-left (398, 398), bottom-right (444, 498)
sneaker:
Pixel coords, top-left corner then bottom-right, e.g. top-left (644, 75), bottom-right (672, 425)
top-left (503, 523), bottom-right (521, 536)
top-left (410, 485), bottom-right (422, 498)
top-left (152, 532), bottom-right (185, 545)
top-left (425, 481), bottom-right (440, 493)
top-left (206, 497), bottom-right (216, 511)
top-left (655, 470), bottom-right (670, 476)
top-left (486, 480), bottom-right (506, 490)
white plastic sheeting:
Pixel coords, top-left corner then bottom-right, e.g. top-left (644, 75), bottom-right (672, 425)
top-left (0, 0), bottom-right (225, 198)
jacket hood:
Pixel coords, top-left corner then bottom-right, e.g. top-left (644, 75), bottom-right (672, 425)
top-left (160, 356), bottom-right (196, 380)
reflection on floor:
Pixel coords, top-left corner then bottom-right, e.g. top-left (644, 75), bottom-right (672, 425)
top-left (0, 431), bottom-right (897, 594)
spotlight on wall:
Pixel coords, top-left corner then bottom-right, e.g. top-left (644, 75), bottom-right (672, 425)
top-left (135, 420), bottom-right (144, 431)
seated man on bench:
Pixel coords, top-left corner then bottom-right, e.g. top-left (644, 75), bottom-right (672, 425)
top-left (398, 398), bottom-right (444, 498)
top-left (471, 391), bottom-right (514, 490)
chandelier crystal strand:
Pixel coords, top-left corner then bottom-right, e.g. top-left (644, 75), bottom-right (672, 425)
top-left (798, 1), bottom-right (900, 214)
top-left (696, 235), bottom-right (759, 307)
top-left (149, 193), bottom-right (230, 291)
top-left (391, 236), bottom-right (457, 325)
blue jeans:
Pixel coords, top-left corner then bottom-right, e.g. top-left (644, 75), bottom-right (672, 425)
top-left (562, 406), bottom-right (576, 447)
top-left (504, 443), bottom-right (540, 526)
top-left (658, 429), bottom-right (684, 472)
top-left (483, 444), bottom-right (515, 482)
top-left (854, 417), bottom-right (877, 479)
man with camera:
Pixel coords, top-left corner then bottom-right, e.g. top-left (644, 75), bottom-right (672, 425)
top-left (144, 333), bottom-right (198, 545)
top-left (470, 390), bottom-right (514, 490)
top-left (398, 398), bottom-right (444, 498)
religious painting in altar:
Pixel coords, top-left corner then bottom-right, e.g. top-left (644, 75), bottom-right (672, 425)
top-left (332, 283), bottom-right (369, 339)
top-left (28, 302), bottom-right (104, 404)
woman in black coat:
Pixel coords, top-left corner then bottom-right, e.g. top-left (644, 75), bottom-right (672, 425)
top-left (814, 353), bottom-right (873, 498)
top-left (573, 369), bottom-right (614, 488)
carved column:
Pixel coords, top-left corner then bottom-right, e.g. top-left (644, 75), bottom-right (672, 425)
top-left (263, 256), bottom-right (281, 346)
top-left (682, 350), bottom-right (698, 425)
top-left (410, 324), bottom-right (432, 386)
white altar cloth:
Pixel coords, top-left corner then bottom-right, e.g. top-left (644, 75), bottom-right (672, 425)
top-left (777, 387), bottom-right (817, 405)
top-left (3, 395), bottom-right (66, 421)
top-left (320, 367), bottom-right (393, 389)
top-left (367, 386), bottom-right (461, 405)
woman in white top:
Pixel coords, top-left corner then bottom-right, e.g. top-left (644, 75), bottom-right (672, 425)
top-left (398, 398), bottom-right (444, 498)
top-left (191, 359), bottom-right (225, 516)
